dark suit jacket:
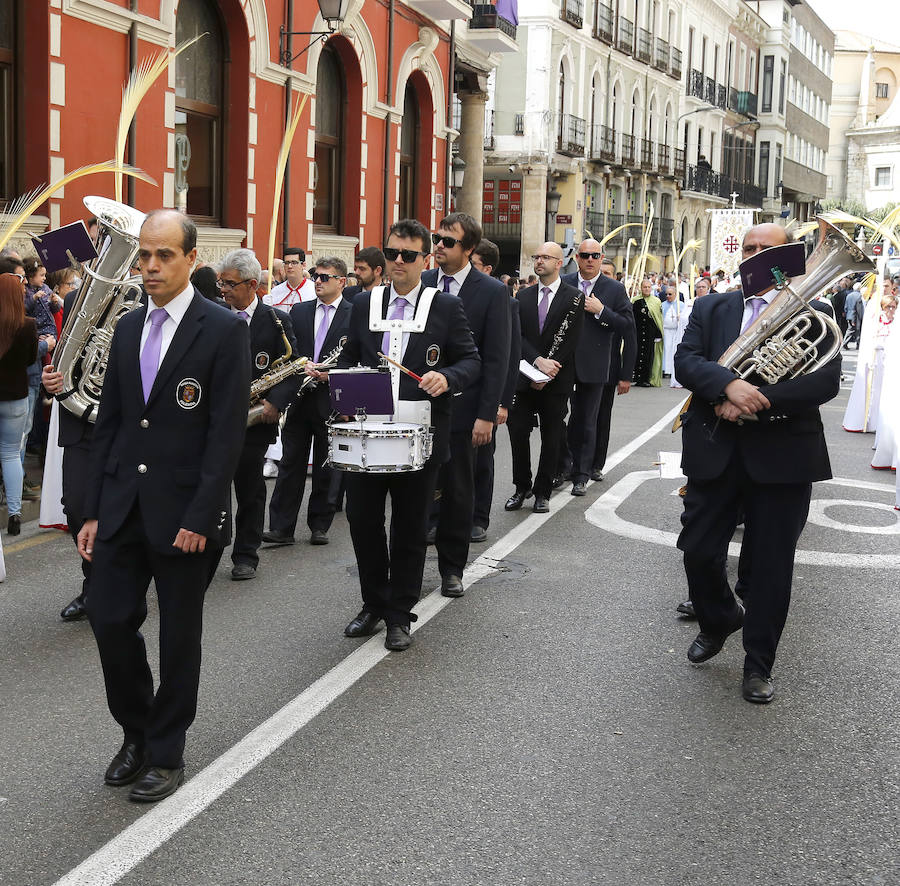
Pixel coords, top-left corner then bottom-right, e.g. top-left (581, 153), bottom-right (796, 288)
top-left (342, 284), bottom-right (363, 303)
top-left (516, 281), bottom-right (584, 396)
top-left (289, 296), bottom-right (352, 420)
top-left (502, 296), bottom-right (522, 408)
top-left (422, 266), bottom-right (510, 432)
top-left (84, 291), bottom-right (251, 551)
top-left (245, 298), bottom-right (298, 446)
top-left (337, 286), bottom-right (481, 462)
top-left (674, 290), bottom-right (841, 484)
top-left (563, 272), bottom-right (636, 385)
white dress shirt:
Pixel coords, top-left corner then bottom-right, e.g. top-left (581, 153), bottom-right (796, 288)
top-left (386, 283), bottom-right (421, 357)
top-left (315, 295), bottom-right (342, 339)
top-left (436, 262), bottom-right (473, 296)
top-left (536, 276), bottom-right (563, 312)
top-left (139, 283), bottom-right (195, 371)
top-left (740, 290), bottom-right (776, 331)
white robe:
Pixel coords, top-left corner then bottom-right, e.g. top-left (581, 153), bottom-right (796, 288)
top-left (843, 297), bottom-right (892, 433)
top-left (871, 320), bottom-right (900, 470)
top-left (669, 301), bottom-right (693, 389)
top-left (39, 400), bottom-right (68, 530)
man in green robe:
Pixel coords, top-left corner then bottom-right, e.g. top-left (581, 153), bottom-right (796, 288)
top-left (632, 278), bottom-right (663, 386)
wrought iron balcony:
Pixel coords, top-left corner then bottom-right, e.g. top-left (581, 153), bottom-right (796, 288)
top-left (593, 3), bottom-right (614, 43)
top-left (657, 143), bottom-right (670, 173)
top-left (621, 133), bottom-right (636, 167)
top-left (670, 47), bottom-right (682, 80)
top-left (640, 137), bottom-right (654, 170)
top-left (557, 113), bottom-right (586, 156)
top-left (718, 175), bottom-right (765, 206)
top-left (617, 16), bottom-right (634, 54)
top-left (688, 69), bottom-right (705, 100)
top-left (606, 213), bottom-right (625, 246)
top-left (590, 123), bottom-right (616, 162)
top-left (469, 4), bottom-right (517, 40)
top-left (673, 147), bottom-right (686, 178)
top-left (560, 0), bottom-right (583, 29)
top-left (735, 91), bottom-right (757, 116)
top-left (657, 217), bottom-right (674, 250)
top-left (716, 84), bottom-right (727, 110)
top-left (654, 38), bottom-right (669, 71)
top-left (636, 27), bottom-right (652, 63)
top-left (685, 162), bottom-right (720, 196)
top-left (585, 209), bottom-right (605, 239)
top-left (704, 76), bottom-right (716, 105)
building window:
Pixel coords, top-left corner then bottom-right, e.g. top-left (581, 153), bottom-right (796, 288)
top-left (876, 82), bottom-right (889, 99)
top-left (759, 141), bottom-right (770, 194)
top-left (761, 55), bottom-right (774, 113)
top-left (875, 166), bottom-right (892, 188)
top-left (0, 0), bottom-right (16, 200)
top-left (398, 81), bottom-right (420, 221)
top-left (778, 60), bottom-right (786, 114)
top-left (314, 45), bottom-right (345, 230)
top-left (174, 0), bottom-right (224, 221)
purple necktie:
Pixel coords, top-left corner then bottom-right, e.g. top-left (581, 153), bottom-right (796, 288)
top-left (581, 279), bottom-right (592, 296)
top-left (314, 303), bottom-right (332, 361)
top-left (742, 297), bottom-right (766, 333)
top-left (442, 275), bottom-right (453, 293)
top-left (538, 286), bottom-right (551, 332)
top-left (382, 296), bottom-right (409, 355)
top-left (237, 310), bottom-right (249, 323)
top-left (140, 308), bottom-right (168, 403)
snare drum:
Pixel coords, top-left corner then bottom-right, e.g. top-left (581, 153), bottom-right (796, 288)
top-left (327, 420), bottom-right (433, 472)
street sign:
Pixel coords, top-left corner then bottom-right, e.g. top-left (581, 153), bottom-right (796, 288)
top-left (556, 214), bottom-right (572, 224)
top-left (873, 244), bottom-right (883, 255)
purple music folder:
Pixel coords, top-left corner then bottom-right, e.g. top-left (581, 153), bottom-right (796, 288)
top-left (328, 369), bottom-right (394, 415)
top-left (739, 242), bottom-right (806, 299)
top-left (31, 221), bottom-right (98, 273)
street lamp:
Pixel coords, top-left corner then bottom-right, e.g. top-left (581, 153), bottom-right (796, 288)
top-left (545, 183), bottom-right (562, 240)
top-left (279, 0), bottom-right (351, 66)
top-left (451, 154), bottom-right (467, 191)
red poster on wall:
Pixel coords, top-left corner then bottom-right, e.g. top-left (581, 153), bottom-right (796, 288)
top-left (509, 203), bottom-right (521, 223)
top-left (498, 180), bottom-right (510, 193)
top-left (483, 202), bottom-right (495, 223)
top-left (510, 179), bottom-right (521, 192)
top-left (498, 191), bottom-right (509, 202)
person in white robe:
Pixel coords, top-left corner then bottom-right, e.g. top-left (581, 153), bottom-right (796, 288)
top-left (872, 304), bottom-right (900, 471)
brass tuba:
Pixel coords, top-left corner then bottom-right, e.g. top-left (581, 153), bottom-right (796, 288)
top-left (718, 218), bottom-right (873, 385)
top-left (54, 196), bottom-right (146, 421)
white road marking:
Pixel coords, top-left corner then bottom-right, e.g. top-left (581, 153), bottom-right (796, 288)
top-left (585, 471), bottom-right (900, 568)
top-left (806, 499), bottom-right (900, 534)
top-left (52, 403), bottom-right (686, 886)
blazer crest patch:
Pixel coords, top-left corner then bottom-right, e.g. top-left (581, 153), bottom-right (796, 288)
top-left (425, 344), bottom-right (440, 366)
top-left (255, 351), bottom-right (270, 370)
top-left (176, 378), bottom-right (202, 410)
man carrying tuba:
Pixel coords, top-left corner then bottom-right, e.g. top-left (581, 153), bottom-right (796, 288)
top-left (674, 223), bottom-right (842, 704)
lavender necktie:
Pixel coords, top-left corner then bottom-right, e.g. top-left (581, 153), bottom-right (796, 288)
top-left (314, 303), bottom-right (332, 361)
top-left (581, 279), bottom-right (592, 296)
top-left (442, 275), bottom-right (453, 293)
top-left (382, 296), bottom-right (409, 354)
top-left (237, 310), bottom-right (249, 323)
top-left (140, 308), bottom-right (168, 403)
top-left (742, 297), bottom-right (766, 333)
top-left (538, 286), bottom-right (551, 332)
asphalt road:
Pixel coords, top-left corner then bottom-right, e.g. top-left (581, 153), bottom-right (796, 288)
top-left (1, 356), bottom-right (898, 886)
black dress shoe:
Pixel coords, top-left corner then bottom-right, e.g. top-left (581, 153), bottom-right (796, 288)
top-left (104, 741), bottom-right (147, 786)
top-left (441, 575), bottom-right (464, 598)
top-left (532, 496), bottom-right (550, 513)
top-left (262, 530), bottom-right (295, 545)
top-left (128, 766), bottom-right (184, 803)
top-left (551, 474), bottom-right (565, 489)
top-left (7, 514), bottom-right (20, 536)
top-left (344, 610), bottom-right (382, 637)
top-left (676, 600), bottom-right (696, 618)
top-left (590, 467), bottom-right (604, 482)
top-left (60, 595), bottom-right (88, 622)
top-left (310, 529), bottom-right (329, 545)
top-left (504, 489), bottom-right (532, 511)
top-left (425, 526), bottom-right (436, 545)
top-left (571, 481), bottom-right (587, 496)
top-left (742, 672), bottom-right (775, 704)
top-left (231, 563), bottom-right (257, 581)
top-left (470, 525), bottom-right (487, 543)
top-left (385, 624), bottom-right (412, 651)
top-left (687, 606), bottom-right (745, 663)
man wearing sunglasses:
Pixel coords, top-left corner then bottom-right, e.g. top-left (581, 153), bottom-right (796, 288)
top-left (561, 239), bottom-right (635, 494)
top-left (420, 214), bottom-right (510, 598)
top-left (218, 249), bottom-right (298, 581)
top-left (264, 258), bottom-right (352, 547)
top-left (338, 218), bottom-right (481, 651)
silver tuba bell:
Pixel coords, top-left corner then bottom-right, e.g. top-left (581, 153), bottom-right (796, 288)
top-left (718, 218), bottom-right (874, 385)
top-left (54, 196), bottom-right (146, 421)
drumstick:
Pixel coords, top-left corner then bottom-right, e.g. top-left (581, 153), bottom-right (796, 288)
top-left (377, 351), bottom-right (423, 382)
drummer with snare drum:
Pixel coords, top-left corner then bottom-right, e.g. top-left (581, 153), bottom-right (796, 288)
top-left (327, 218), bottom-right (480, 652)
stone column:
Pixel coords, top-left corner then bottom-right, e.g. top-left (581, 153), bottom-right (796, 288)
top-left (456, 91), bottom-right (488, 221)
top-left (519, 164), bottom-right (549, 276)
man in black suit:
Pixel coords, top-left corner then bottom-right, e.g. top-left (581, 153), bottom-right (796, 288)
top-left (562, 240), bottom-right (636, 494)
top-left (422, 214), bottom-right (510, 596)
top-left (338, 218), bottom-right (481, 651)
top-left (675, 222), bottom-right (841, 704)
top-left (217, 249), bottom-right (297, 581)
top-left (470, 239), bottom-right (520, 543)
top-left (505, 242), bottom-right (584, 513)
top-left (77, 209), bottom-right (250, 802)
top-left (264, 257), bottom-right (351, 546)
top-left (342, 246), bottom-right (385, 302)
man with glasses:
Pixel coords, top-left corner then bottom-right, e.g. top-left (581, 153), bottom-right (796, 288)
top-left (263, 247), bottom-right (314, 310)
top-left (218, 249), bottom-right (298, 581)
top-left (264, 258), bottom-right (351, 547)
top-left (506, 243), bottom-right (584, 513)
top-left (338, 218), bottom-right (480, 651)
top-left (421, 213), bottom-right (510, 597)
top-left (562, 239), bottom-right (635, 493)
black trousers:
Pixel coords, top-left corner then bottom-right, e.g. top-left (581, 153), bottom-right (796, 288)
top-left (566, 381), bottom-right (611, 483)
top-left (87, 505), bottom-right (221, 768)
top-left (472, 427), bottom-right (497, 530)
top-left (434, 430), bottom-right (476, 578)
top-left (231, 438), bottom-right (269, 567)
top-left (267, 409), bottom-right (335, 536)
top-left (677, 455), bottom-right (811, 677)
top-left (592, 382), bottom-right (617, 474)
top-left (61, 440), bottom-right (92, 600)
top-left (508, 388), bottom-right (569, 499)
top-left (345, 459), bottom-right (440, 626)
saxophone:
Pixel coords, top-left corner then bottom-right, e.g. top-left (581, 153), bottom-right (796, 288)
top-left (247, 310), bottom-right (300, 427)
top-left (54, 196), bottom-right (146, 421)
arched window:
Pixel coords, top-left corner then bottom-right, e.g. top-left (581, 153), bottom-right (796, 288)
top-left (0, 0), bottom-right (16, 199)
top-left (175, 0), bottom-right (225, 221)
top-left (399, 81), bottom-right (419, 221)
top-left (314, 44), bottom-right (345, 230)
top-left (557, 62), bottom-right (567, 147)
top-left (610, 83), bottom-right (619, 130)
top-left (631, 91), bottom-right (638, 134)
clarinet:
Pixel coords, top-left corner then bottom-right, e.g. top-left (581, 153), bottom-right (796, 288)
top-left (546, 291), bottom-right (582, 360)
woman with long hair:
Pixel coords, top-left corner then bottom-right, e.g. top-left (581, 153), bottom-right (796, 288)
top-left (0, 273), bottom-right (39, 534)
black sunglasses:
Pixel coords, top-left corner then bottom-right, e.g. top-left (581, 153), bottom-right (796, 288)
top-left (383, 247), bottom-right (428, 263)
top-left (311, 271), bottom-right (342, 282)
top-left (578, 251), bottom-right (603, 260)
top-left (431, 233), bottom-right (463, 249)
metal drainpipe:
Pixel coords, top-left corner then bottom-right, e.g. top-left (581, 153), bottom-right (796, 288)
top-left (128, 1), bottom-right (137, 207)
top-left (446, 22), bottom-right (455, 215)
top-left (283, 0), bottom-right (294, 254)
top-left (383, 0), bottom-right (395, 240)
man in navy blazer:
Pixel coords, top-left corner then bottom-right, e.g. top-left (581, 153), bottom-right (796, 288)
top-left (674, 223), bottom-right (841, 704)
top-left (265, 257), bottom-right (352, 546)
top-left (78, 210), bottom-right (250, 802)
top-left (338, 218), bottom-right (480, 651)
top-left (422, 213), bottom-right (510, 597)
top-left (562, 241), bottom-right (636, 494)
